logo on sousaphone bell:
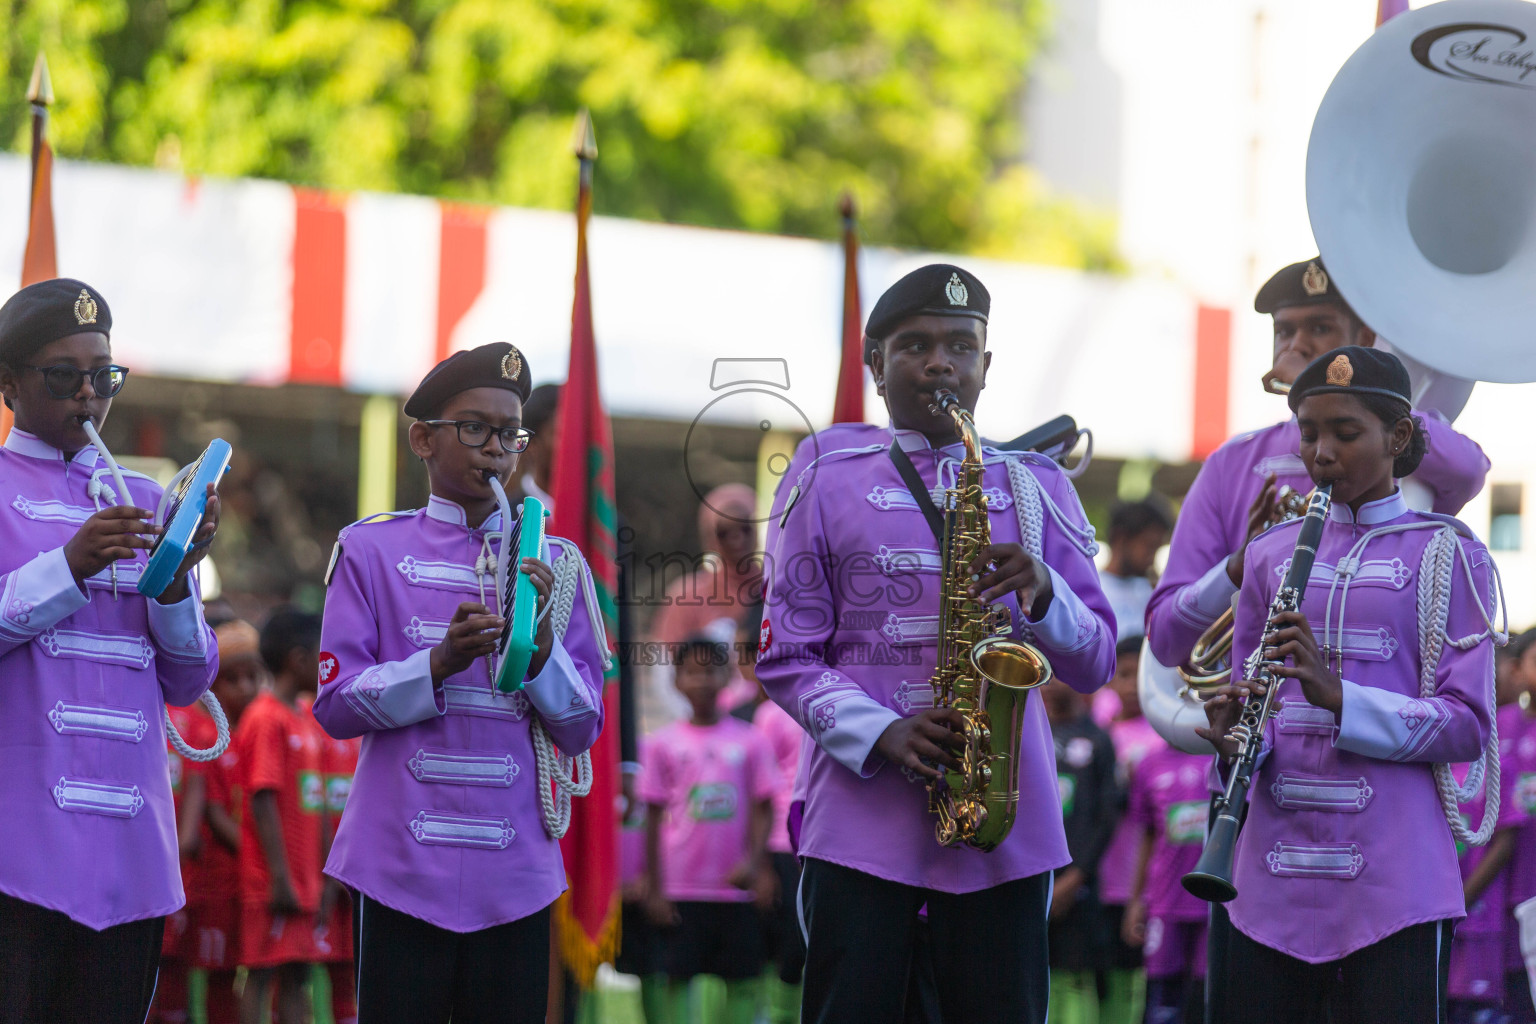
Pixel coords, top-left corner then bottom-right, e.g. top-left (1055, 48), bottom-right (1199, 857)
top-left (73, 289), bottom-right (98, 326)
top-left (1412, 22), bottom-right (1536, 91)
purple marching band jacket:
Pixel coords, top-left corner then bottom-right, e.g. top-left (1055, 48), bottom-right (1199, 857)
top-left (0, 429), bottom-right (218, 929)
top-left (1227, 490), bottom-right (1502, 963)
top-left (312, 494), bottom-right (607, 932)
top-left (1146, 413), bottom-right (1488, 667)
top-left (757, 425), bottom-right (1116, 891)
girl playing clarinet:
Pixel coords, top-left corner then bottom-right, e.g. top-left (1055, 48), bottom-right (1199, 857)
top-left (1199, 346), bottom-right (1502, 1024)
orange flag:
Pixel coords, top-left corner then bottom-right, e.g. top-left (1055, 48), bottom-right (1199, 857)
top-left (5, 54), bottom-right (58, 439)
top-left (549, 110), bottom-right (622, 986)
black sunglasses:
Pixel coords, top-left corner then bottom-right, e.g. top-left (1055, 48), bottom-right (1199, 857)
top-left (25, 364), bottom-right (130, 399)
top-left (421, 419), bottom-right (534, 453)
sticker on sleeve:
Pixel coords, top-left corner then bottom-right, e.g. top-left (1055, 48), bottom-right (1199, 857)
top-left (758, 617), bottom-right (772, 656)
top-left (318, 652), bottom-right (340, 686)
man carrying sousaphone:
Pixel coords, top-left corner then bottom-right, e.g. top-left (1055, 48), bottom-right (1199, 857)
top-left (757, 264), bottom-right (1116, 1023)
top-left (1143, 258), bottom-right (1489, 1021)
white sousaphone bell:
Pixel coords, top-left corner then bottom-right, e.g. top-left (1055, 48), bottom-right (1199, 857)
top-left (1141, 0), bottom-right (1536, 754)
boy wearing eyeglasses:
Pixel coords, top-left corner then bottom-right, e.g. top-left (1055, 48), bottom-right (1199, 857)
top-left (0, 278), bottom-right (220, 1023)
top-left (312, 342), bottom-right (608, 1024)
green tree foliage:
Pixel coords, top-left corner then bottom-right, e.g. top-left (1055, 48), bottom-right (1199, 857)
top-left (1, 0), bottom-right (1120, 268)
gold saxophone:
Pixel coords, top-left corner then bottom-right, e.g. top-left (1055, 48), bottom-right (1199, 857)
top-left (927, 390), bottom-right (1053, 852)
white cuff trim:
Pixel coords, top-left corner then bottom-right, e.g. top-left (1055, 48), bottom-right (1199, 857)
top-left (0, 547), bottom-right (91, 641)
top-left (340, 648), bottom-right (445, 731)
top-left (1335, 680), bottom-right (1409, 759)
top-left (829, 698), bottom-right (900, 778)
top-left (524, 641), bottom-right (594, 724)
top-left (1187, 558), bottom-right (1239, 620)
top-left (1022, 565), bottom-right (1098, 654)
top-left (146, 590), bottom-right (210, 663)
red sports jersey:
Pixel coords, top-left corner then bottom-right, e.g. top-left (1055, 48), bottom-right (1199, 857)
top-left (320, 726), bottom-right (360, 843)
top-left (236, 692), bottom-right (325, 910)
top-left (186, 704), bottom-right (241, 901)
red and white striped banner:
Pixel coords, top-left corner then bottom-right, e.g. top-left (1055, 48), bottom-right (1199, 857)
top-left (0, 155), bottom-right (1219, 463)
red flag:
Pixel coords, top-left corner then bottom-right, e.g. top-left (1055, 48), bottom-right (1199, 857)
top-left (549, 110), bottom-right (621, 986)
top-left (831, 193), bottom-right (865, 424)
top-left (5, 54), bottom-right (57, 440)
top-left (1376, 0), bottom-right (1409, 26)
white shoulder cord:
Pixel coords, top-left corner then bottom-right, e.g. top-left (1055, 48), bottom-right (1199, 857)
top-left (80, 421), bottom-right (229, 762)
top-left (1319, 520), bottom-right (1506, 846)
top-left (1005, 455), bottom-right (1099, 559)
top-left (1005, 457), bottom-right (1046, 561)
top-left (482, 484), bottom-right (596, 840)
top-left (530, 546), bottom-right (594, 838)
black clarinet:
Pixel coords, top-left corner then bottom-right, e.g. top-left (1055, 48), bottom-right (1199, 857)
top-left (1183, 484), bottom-right (1333, 903)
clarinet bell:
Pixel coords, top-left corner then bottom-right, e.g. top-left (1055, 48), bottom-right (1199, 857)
top-left (1183, 810), bottom-right (1241, 903)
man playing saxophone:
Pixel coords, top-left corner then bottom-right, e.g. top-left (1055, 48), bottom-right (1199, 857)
top-left (757, 264), bottom-right (1116, 1024)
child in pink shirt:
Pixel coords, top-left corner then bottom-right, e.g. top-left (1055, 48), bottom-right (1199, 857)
top-left (641, 634), bottom-right (780, 1023)
top-left (1447, 696), bottom-right (1525, 1021)
top-left (1124, 745), bottom-right (1210, 1024)
top-left (1096, 635), bottom-right (1165, 1023)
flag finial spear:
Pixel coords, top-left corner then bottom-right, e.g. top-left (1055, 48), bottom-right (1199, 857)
top-left (572, 109), bottom-right (597, 162)
top-left (838, 191), bottom-right (856, 221)
top-left (27, 53), bottom-right (53, 107)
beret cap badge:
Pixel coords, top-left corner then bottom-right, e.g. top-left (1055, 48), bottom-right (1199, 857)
top-left (1302, 261), bottom-right (1329, 297)
top-left (1325, 353), bottom-right (1354, 387)
top-left (73, 289), bottom-right (98, 326)
top-left (500, 348), bottom-right (523, 383)
top-left (945, 273), bottom-right (969, 307)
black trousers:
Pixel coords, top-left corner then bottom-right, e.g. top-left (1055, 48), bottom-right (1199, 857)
top-left (353, 893), bottom-right (551, 1024)
top-left (799, 857), bottom-right (1050, 1024)
top-left (767, 851), bottom-right (807, 985)
top-left (1222, 919), bottom-right (1454, 1024)
top-left (0, 891), bottom-right (164, 1024)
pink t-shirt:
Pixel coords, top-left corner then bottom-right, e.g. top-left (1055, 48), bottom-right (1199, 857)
top-left (1128, 745), bottom-right (1209, 922)
top-left (639, 717), bottom-right (781, 902)
top-left (1099, 715), bottom-right (1167, 904)
top-left (752, 698), bottom-right (804, 855)
top-left (1456, 728), bottom-right (1526, 936)
top-left (1504, 705), bottom-right (1536, 908)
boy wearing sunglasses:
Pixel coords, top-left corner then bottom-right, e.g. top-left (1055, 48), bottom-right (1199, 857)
top-left (312, 342), bottom-right (608, 1024)
top-left (0, 278), bottom-right (220, 1023)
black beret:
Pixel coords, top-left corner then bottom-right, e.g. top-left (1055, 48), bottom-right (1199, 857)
top-left (864, 264), bottom-right (990, 358)
top-left (1254, 258), bottom-right (1352, 314)
top-left (0, 278), bottom-right (111, 365)
top-left (1287, 345), bottom-right (1411, 413)
top-left (404, 342), bottom-right (532, 419)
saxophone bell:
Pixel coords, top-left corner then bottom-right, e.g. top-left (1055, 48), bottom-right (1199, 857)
top-left (924, 387), bottom-right (1054, 852)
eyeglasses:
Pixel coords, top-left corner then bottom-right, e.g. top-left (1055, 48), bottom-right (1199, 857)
top-left (26, 364), bottom-right (130, 399)
top-left (421, 420), bottom-right (534, 453)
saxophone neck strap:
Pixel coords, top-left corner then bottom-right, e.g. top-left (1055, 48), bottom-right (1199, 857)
top-left (888, 440), bottom-right (945, 543)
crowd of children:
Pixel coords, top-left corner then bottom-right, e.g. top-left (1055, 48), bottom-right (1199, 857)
top-left (149, 608), bottom-right (360, 1024)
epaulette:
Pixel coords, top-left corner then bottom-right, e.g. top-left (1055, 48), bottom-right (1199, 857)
top-left (326, 510), bottom-right (414, 586)
top-left (980, 446), bottom-right (1057, 471)
top-left (1251, 514), bottom-right (1305, 544)
top-left (778, 443), bottom-right (886, 528)
top-left (797, 443), bottom-right (886, 478)
top-left (1411, 509), bottom-right (1479, 542)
